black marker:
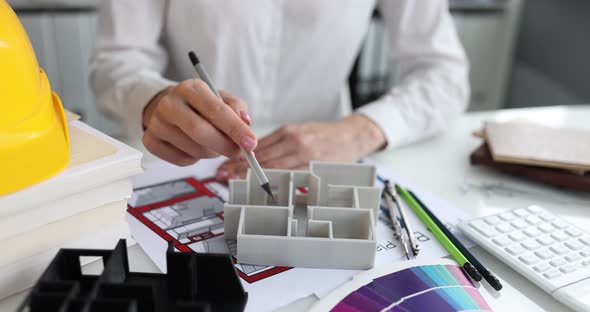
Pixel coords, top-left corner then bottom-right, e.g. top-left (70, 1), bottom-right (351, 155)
top-left (410, 190), bottom-right (502, 291)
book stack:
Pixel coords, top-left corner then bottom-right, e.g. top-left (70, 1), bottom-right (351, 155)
top-left (470, 120), bottom-right (590, 192)
top-left (0, 114), bottom-right (143, 299)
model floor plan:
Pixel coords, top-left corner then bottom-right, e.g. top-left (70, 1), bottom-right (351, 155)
top-left (224, 161), bottom-right (381, 269)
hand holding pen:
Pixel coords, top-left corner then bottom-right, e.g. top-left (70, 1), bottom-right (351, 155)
top-left (141, 58), bottom-right (256, 167)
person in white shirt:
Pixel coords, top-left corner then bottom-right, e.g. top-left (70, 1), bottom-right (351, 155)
top-left (90, 0), bottom-right (469, 181)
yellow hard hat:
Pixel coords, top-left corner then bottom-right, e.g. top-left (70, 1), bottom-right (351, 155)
top-left (0, 0), bottom-right (70, 195)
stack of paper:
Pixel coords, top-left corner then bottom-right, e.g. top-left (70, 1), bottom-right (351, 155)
top-left (0, 117), bottom-right (143, 299)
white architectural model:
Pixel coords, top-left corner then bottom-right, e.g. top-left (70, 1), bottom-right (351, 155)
top-left (224, 161), bottom-right (381, 270)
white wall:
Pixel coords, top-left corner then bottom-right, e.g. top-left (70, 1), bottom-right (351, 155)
top-left (506, 0), bottom-right (590, 107)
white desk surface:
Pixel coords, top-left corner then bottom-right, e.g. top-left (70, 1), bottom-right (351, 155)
top-left (370, 105), bottom-right (590, 312)
top-left (3, 105), bottom-right (589, 311)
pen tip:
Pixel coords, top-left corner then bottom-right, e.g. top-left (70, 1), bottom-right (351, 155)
top-left (188, 51), bottom-right (200, 66)
top-left (261, 183), bottom-right (275, 203)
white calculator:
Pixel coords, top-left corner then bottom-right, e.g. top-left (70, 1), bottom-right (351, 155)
top-left (459, 205), bottom-right (590, 312)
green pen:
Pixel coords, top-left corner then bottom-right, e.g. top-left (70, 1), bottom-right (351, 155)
top-left (395, 184), bottom-right (483, 282)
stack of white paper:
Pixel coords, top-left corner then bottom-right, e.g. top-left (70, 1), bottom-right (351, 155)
top-left (0, 119), bottom-right (143, 299)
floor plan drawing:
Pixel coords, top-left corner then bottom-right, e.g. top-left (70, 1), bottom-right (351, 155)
top-left (224, 161), bottom-right (381, 269)
top-left (127, 177), bottom-right (291, 283)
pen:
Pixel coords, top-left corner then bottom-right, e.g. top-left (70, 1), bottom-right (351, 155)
top-left (409, 190), bottom-right (502, 291)
top-left (395, 184), bottom-right (483, 282)
top-left (188, 51), bottom-right (275, 201)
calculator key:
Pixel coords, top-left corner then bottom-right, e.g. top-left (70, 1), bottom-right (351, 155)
top-left (565, 228), bottom-right (584, 238)
top-left (537, 235), bottom-right (555, 246)
top-left (514, 208), bottom-right (530, 217)
top-left (492, 236), bottom-right (512, 247)
top-left (538, 223), bottom-right (555, 233)
top-left (535, 249), bottom-right (555, 260)
top-left (509, 232), bottom-right (527, 242)
top-left (500, 212), bottom-right (516, 221)
top-left (550, 245), bottom-right (569, 255)
top-left (580, 237), bottom-right (590, 246)
top-left (521, 240), bottom-right (541, 251)
top-left (506, 245), bottom-right (526, 256)
top-left (560, 263), bottom-right (581, 274)
top-left (484, 215), bottom-right (502, 225)
top-left (550, 258), bottom-right (567, 267)
top-left (496, 223), bottom-right (513, 234)
top-left (511, 219), bottom-right (528, 229)
top-left (533, 262), bottom-right (552, 273)
top-left (470, 222), bottom-right (498, 238)
top-left (527, 205), bottom-right (543, 214)
top-left (583, 260), bottom-right (590, 267)
top-left (552, 219), bottom-right (570, 229)
top-left (565, 253), bottom-right (582, 262)
top-left (565, 240), bottom-right (584, 251)
top-left (551, 231), bottom-right (569, 242)
top-left (539, 212), bottom-right (556, 222)
top-left (544, 270), bottom-right (563, 279)
top-left (519, 254), bottom-right (539, 265)
top-left (470, 220), bottom-right (487, 228)
top-left (526, 215), bottom-right (542, 225)
top-left (580, 250), bottom-right (590, 257)
top-left (524, 227), bottom-right (542, 238)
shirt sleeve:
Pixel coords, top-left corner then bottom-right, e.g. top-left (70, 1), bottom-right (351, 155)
top-left (89, 0), bottom-right (176, 139)
top-left (356, 0), bottom-right (470, 150)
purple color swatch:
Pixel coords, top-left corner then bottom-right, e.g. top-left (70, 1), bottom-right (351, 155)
top-left (330, 265), bottom-right (491, 312)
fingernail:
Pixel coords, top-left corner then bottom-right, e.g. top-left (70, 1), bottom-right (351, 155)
top-left (239, 153), bottom-right (245, 161)
top-left (241, 136), bottom-right (257, 152)
top-left (216, 169), bottom-right (228, 181)
top-left (229, 174), bottom-right (240, 180)
top-left (240, 110), bottom-right (251, 126)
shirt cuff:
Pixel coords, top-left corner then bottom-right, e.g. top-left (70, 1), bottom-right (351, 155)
top-left (123, 74), bottom-right (176, 139)
top-left (355, 96), bottom-right (411, 152)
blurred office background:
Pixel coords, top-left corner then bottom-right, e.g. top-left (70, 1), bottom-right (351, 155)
top-left (8, 0), bottom-right (589, 138)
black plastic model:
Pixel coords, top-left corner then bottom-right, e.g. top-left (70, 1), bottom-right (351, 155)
top-left (18, 239), bottom-right (247, 312)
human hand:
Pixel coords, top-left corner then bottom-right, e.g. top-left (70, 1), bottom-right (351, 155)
top-left (216, 113), bottom-right (386, 181)
top-left (142, 79), bottom-right (256, 166)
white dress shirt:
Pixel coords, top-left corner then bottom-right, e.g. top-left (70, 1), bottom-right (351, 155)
top-left (90, 0), bottom-right (469, 151)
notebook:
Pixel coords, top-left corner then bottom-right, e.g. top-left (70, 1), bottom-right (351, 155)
top-left (0, 179), bottom-right (132, 241)
top-left (0, 121), bottom-right (142, 221)
top-left (470, 143), bottom-right (590, 193)
top-left (0, 200), bottom-right (127, 268)
top-left (484, 121), bottom-right (590, 173)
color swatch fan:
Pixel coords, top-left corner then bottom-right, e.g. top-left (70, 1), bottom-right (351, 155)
top-left (311, 259), bottom-right (491, 312)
